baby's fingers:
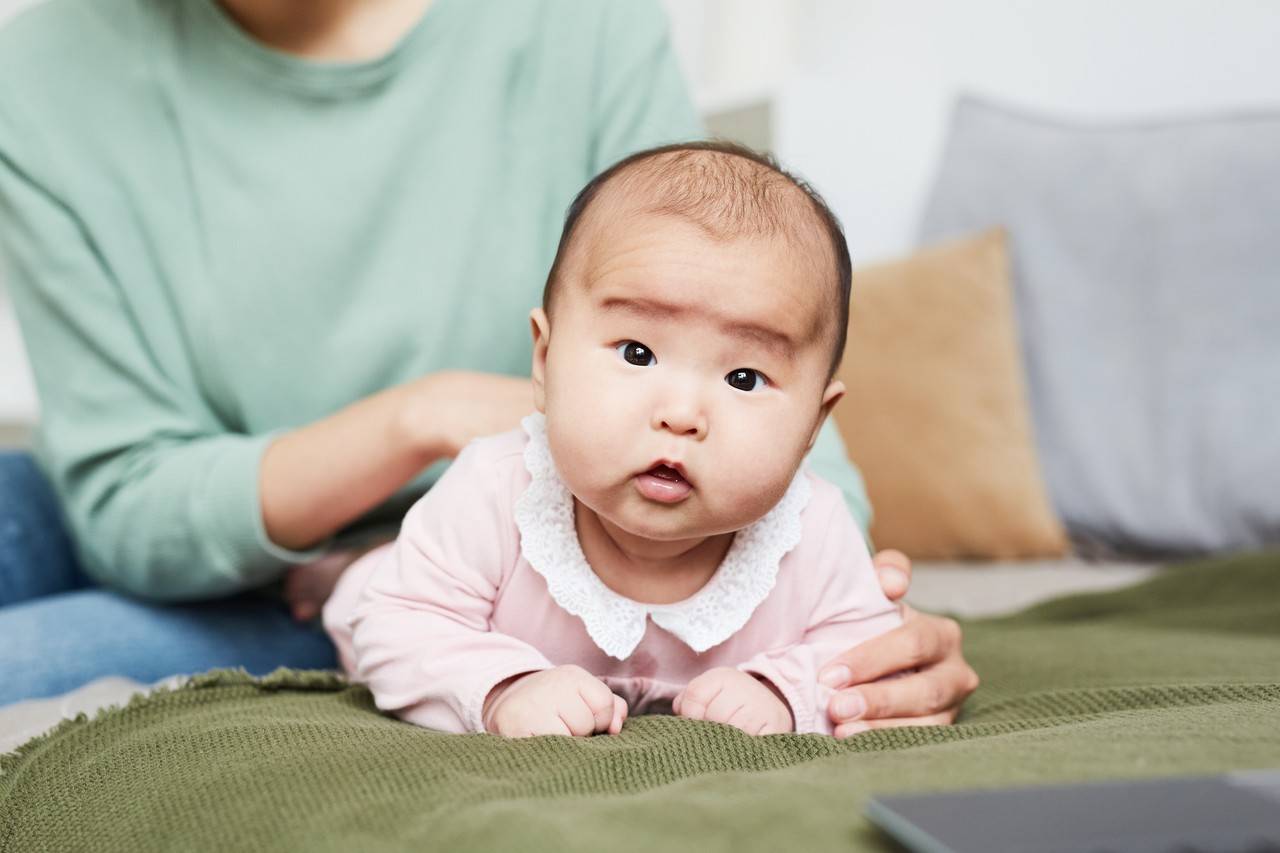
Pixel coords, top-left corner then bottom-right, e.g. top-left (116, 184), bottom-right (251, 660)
top-left (496, 708), bottom-right (572, 738)
top-left (723, 703), bottom-right (763, 735)
top-left (556, 700), bottom-right (598, 737)
top-left (608, 695), bottom-right (627, 735)
top-left (757, 719), bottom-right (790, 735)
top-left (577, 681), bottom-right (620, 734)
top-left (675, 681), bottom-right (724, 722)
top-left (579, 688), bottom-right (614, 734)
top-left (704, 688), bottom-right (749, 725)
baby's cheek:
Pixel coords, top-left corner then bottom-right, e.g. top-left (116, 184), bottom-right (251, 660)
top-left (548, 385), bottom-right (638, 464)
top-left (547, 420), bottom-right (616, 486)
top-left (712, 451), bottom-right (794, 521)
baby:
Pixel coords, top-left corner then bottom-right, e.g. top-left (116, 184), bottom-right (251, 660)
top-left (323, 141), bottom-right (901, 737)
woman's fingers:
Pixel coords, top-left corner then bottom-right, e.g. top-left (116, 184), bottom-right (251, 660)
top-left (828, 660), bottom-right (979, 725)
top-left (820, 609), bottom-right (960, 688)
top-left (834, 711), bottom-right (957, 739)
top-left (819, 608), bottom-right (978, 727)
top-left (870, 549), bottom-right (912, 602)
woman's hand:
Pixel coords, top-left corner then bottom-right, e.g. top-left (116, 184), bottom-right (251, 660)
top-left (408, 370), bottom-right (535, 459)
top-left (819, 549), bottom-right (980, 738)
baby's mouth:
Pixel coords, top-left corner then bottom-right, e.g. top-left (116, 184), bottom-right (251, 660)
top-left (634, 463), bottom-right (694, 504)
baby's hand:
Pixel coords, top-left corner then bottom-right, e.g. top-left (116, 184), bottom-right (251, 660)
top-left (482, 665), bottom-right (627, 738)
top-left (674, 667), bottom-right (794, 735)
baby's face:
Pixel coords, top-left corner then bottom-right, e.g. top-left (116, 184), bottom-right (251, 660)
top-left (531, 212), bottom-right (844, 544)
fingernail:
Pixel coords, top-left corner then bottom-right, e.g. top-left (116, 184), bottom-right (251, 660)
top-left (834, 692), bottom-right (866, 721)
top-left (839, 721), bottom-right (870, 737)
top-left (818, 665), bottom-right (850, 688)
top-left (881, 567), bottom-right (909, 592)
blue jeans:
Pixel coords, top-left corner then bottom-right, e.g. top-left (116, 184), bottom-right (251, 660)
top-left (0, 451), bottom-right (337, 706)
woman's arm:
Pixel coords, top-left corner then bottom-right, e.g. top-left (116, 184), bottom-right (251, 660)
top-left (0, 109), bottom-right (531, 599)
top-left (260, 370), bottom-right (532, 551)
top-left (0, 129), bottom-right (274, 600)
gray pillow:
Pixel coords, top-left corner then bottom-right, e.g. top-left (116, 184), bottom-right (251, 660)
top-left (919, 96), bottom-right (1280, 555)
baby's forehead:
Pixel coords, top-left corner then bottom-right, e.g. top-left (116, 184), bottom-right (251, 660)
top-left (544, 144), bottom-right (850, 374)
top-left (575, 162), bottom-right (838, 295)
top-left (580, 202), bottom-right (825, 287)
top-left (570, 207), bottom-right (836, 349)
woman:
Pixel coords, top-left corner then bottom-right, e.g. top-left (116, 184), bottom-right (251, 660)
top-left (0, 0), bottom-right (976, 734)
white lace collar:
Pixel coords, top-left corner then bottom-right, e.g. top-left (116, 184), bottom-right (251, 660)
top-left (513, 413), bottom-right (811, 660)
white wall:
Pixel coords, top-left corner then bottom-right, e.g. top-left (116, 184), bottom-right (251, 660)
top-left (775, 0), bottom-right (1280, 263)
top-left (0, 290), bottom-right (33, 425)
top-left (0, 0), bottom-right (40, 425)
top-left (662, 0), bottom-right (806, 116)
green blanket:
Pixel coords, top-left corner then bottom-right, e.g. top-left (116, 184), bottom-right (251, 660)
top-left (3, 552), bottom-right (1278, 852)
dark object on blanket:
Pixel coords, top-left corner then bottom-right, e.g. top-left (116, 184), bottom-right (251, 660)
top-left (866, 770), bottom-right (1280, 853)
top-left (2, 551), bottom-right (1278, 853)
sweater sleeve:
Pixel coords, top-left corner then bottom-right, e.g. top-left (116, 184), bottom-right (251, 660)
top-left (804, 420), bottom-right (874, 538)
top-left (0, 116), bottom-right (319, 601)
top-left (349, 440), bottom-right (553, 734)
top-left (589, 0), bottom-right (704, 172)
top-left (737, 491), bottom-right (901, 734)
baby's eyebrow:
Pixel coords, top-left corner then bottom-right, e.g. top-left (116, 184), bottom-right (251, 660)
top-left (599, 295), bottom-right (797, 358)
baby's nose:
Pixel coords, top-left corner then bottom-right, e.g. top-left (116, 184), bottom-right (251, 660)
top-left (660, 415), bottom-right (704, 437)
top-left (653, 399), bottom-right (708, 439)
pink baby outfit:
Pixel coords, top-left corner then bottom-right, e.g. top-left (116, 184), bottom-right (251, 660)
top-left (323, 414), bottom-right (900, 735)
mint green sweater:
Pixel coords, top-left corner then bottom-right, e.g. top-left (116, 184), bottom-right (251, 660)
top-left (0, 0), bottom-right (871, 601)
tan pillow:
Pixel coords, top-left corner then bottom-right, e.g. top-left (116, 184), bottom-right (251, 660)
top-left (832, 229), bottom-right (1069, 559)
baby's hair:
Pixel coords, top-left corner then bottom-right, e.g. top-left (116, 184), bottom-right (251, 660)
top-left (541, 140), bottom-right (853, 377)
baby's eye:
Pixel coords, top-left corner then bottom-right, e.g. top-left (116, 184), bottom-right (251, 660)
top-left (725, 368), bottom-right (768, 392)
top-left (616, 341), bottom-right (656, 366)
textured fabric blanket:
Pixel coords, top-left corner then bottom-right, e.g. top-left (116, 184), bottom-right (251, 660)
top-left (3, 552), bottom-right (1278, 852)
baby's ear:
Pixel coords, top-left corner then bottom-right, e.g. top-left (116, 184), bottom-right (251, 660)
top-left (529, 308), bottom-right (551, 413)
top-left (806, 379), bottom-right (846, 451)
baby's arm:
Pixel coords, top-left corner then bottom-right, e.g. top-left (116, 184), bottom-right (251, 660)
top-left (674, 490), bottom-right (902, 736)
top-left (346, 441), bottom-right (623, 736)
